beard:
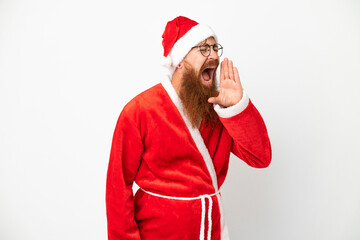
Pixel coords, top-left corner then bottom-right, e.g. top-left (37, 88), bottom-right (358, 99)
top-left (178, 59), bottom-right (220, 128)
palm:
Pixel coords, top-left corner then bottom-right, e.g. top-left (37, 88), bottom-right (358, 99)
top-left (208, 58), bottom-right (243, 107)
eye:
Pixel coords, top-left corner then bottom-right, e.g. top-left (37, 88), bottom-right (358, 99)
top-left (200, 44), bottom-right (210, 53)
top-left (213, 44), bottom-right (219, 52)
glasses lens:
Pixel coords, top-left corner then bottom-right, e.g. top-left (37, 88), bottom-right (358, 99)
top-left (199, 44), bottom-right (210, 57)
top-left (215, 44), bottom-right (223, 57)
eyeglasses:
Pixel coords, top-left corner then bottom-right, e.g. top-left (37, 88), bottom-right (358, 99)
top-left (191, 43), bottom-right (223, 57)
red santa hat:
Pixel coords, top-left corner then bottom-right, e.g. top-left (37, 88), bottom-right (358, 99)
top-left (162, 16), bottom-right (218, 75)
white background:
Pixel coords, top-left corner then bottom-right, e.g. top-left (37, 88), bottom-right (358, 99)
top-left (1, 0), bottom-right (359, 239)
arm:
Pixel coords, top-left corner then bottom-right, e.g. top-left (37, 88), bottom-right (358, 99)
top-left (106, 109), bottom-right (143, 240)
top-left (209, 58), bottom-right (271, 168)
top-left (214, 93), bottom-right (272, 168)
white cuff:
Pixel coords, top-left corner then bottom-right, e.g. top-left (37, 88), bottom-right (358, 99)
top-left (213, 91), bottom-right (250, 118)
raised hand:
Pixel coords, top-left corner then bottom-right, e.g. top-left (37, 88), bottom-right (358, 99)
top-left (208, 58), bottom-right (243, 107)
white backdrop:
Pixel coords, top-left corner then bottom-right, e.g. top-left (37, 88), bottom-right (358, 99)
top-left (1, 0), bottom-right (359, 239)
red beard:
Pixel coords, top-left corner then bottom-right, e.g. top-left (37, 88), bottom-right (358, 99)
top-left (178, 60), bottom-right (220, 128)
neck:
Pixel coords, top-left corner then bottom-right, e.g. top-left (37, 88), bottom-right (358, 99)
top-left (171, 69), bottom-right (182, 96)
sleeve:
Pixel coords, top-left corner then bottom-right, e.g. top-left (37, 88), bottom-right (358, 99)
top-left (106, 109), bottom-right (143, 240)
top-left (214, 91), bottom-right (272, 168)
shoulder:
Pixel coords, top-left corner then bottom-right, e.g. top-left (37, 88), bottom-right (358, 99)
top-left (120, 83), bottom-right (166, 119)
top-left (115, 83), bottom-right (171, 137)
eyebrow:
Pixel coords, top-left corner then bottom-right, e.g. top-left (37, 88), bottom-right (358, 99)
top-left (197, 39), bottom-right (208, 46)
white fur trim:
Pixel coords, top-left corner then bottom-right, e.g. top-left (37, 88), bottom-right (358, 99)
top-left (161, 55), bottom-right (173, 68)
top-left (166, 24), bottom-right (217, 75)
top-left (160, 56), bottom-right (174, 78)
top-left (213, 91), bottom-right (250, 118)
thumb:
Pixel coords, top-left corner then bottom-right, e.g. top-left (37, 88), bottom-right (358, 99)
top-left (208, 97), bottom-right (219, 104)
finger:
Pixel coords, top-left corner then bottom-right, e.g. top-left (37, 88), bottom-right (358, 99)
top-left (223, 58), bottom-right (229, 80)
top-left (220, 60), bottom-right (225, 81)
top-left (234, 67), bottom-right (242, 85)
top-left (228, 60), bottom-right (234, 81)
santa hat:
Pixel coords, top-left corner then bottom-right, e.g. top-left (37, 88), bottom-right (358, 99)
top-left (161, 16), bottom-right (218, 76)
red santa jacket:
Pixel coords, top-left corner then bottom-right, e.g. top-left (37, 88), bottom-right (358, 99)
top-left (106, 76), bottom-right (271, 240)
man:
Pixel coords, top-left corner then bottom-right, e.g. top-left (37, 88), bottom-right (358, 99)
top-left (106, 16), bottom-right (271, 240)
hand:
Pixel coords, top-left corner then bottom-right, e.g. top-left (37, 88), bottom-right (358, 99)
top-left (208, 58), bottom-right (243, 107)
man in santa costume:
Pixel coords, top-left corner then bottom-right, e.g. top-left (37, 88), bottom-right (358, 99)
top-left (106, 16), bottom-right (272, 240)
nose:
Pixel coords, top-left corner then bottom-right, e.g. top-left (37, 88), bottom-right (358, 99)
top-left (208, 47), bottom-right (219, 60)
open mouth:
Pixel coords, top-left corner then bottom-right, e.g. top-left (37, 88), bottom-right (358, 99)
top-left (201, 67), bottom-right (215, 86)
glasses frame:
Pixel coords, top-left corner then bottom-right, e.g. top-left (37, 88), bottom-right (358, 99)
top-left (191, 43), bottom-right (223, 57)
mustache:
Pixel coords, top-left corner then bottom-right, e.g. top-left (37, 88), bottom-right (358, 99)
top-left (201, 59), bottom-right (219, 71)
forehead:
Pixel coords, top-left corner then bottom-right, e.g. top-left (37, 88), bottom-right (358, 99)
top-left (197, 36), bottom-right (216, 45)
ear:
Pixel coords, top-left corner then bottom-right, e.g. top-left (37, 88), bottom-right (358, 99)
top-left (177, 61), bottom-right (183, 69)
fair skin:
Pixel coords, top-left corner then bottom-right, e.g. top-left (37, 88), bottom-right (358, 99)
top-left (172, 37), bottom-right (243, 108)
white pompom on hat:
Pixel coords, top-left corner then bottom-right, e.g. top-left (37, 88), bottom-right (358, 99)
top-left (161, 16), bottom-right (218, 76)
